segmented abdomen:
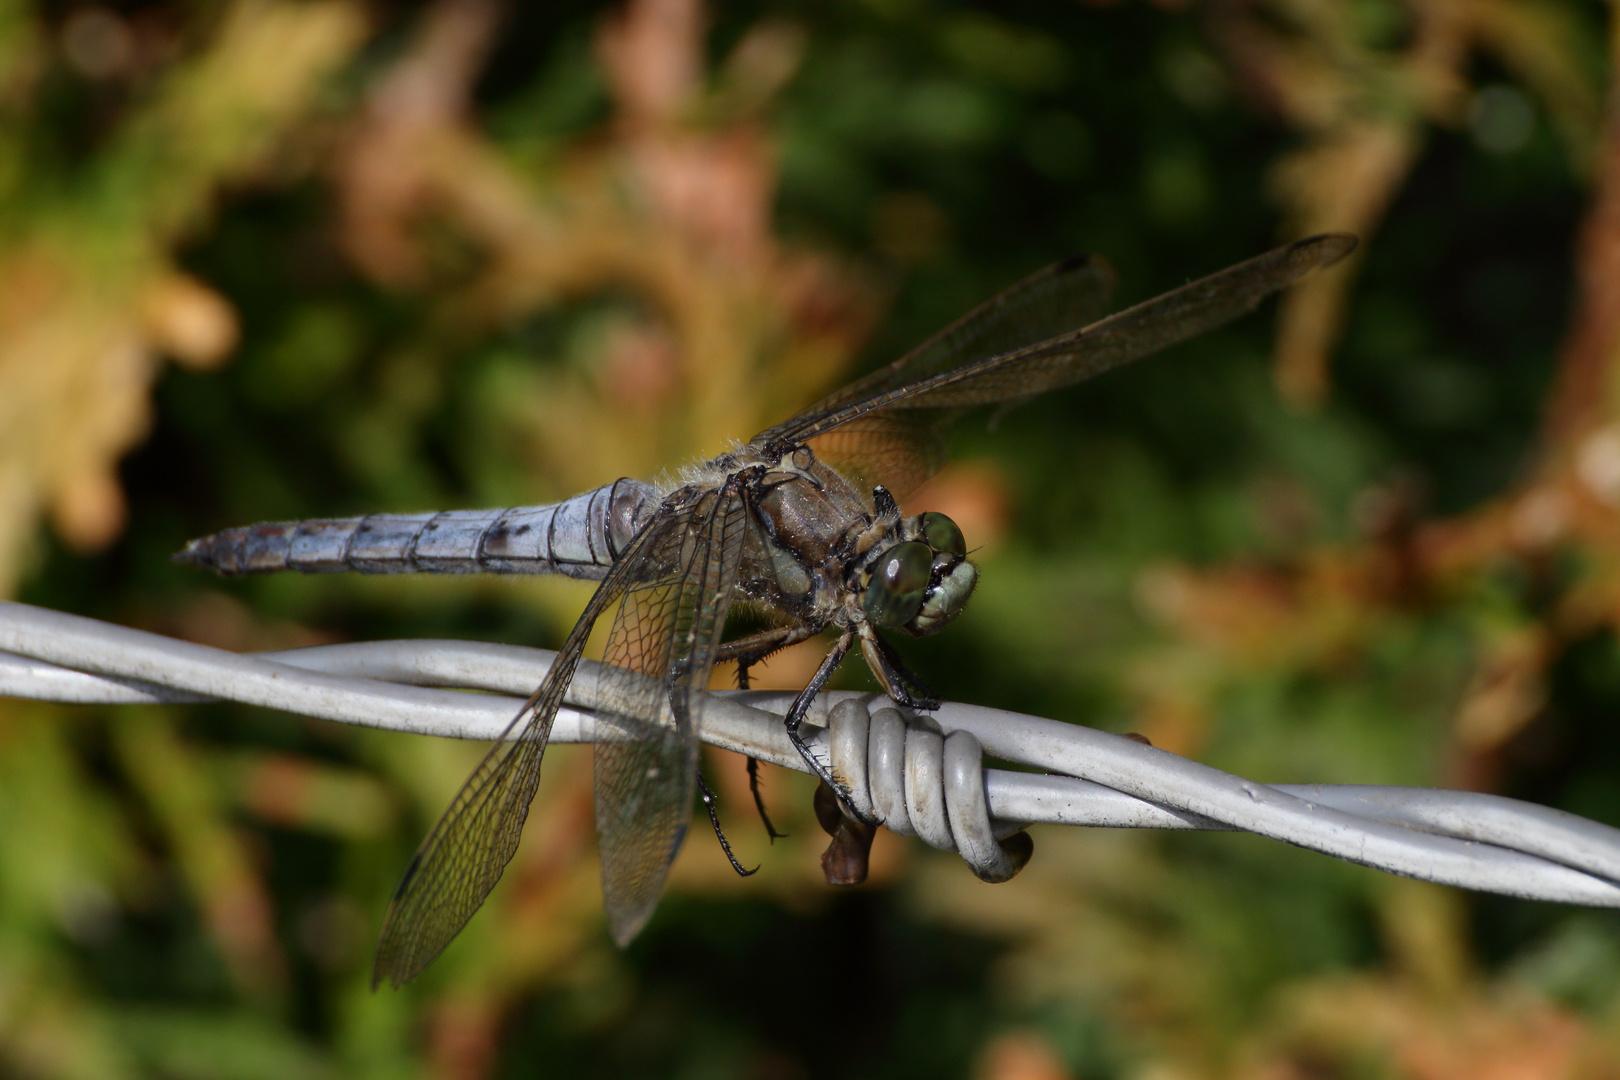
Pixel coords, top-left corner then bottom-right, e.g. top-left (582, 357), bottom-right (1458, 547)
top-left (174, 478), bottom-right (659, 580)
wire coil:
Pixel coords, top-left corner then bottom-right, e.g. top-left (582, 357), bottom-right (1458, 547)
top-left (3, 600), bottom-right (1620, 907)
top-left (823, 701), bottom-right (1031, 882)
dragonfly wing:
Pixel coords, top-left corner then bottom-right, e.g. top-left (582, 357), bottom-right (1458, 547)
top-left (803, 410), bottom-right (955, 504)
top-left (752, 255), bottom-right (1116, 496)
top-left (591, 476), bottom-right (748, 946)
top-left (371, 497), bottom-right (676, 988)
top-left (757, 254), bottom-right (1116, 441)
top-left (761, 234), bottom-right (1356, 499)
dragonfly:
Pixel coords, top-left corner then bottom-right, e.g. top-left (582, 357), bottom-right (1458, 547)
top-left (176, 233), bottom-right (1357, 987)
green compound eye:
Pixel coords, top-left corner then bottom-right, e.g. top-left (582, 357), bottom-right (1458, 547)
top-left (862, 541), bottom-right (932, 628)
top-left (919, 512), bottom-right (966, 557)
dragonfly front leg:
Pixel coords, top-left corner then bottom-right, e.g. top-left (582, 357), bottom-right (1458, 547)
top-left (858, 625), bottom-right (941, 711)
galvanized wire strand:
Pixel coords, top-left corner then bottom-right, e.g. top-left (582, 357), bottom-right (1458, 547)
top-left (3, 600), bottom-right (1620, 907)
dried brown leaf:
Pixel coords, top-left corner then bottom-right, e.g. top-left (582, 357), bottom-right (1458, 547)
top-left (0, 0), bottom-right (367, 592)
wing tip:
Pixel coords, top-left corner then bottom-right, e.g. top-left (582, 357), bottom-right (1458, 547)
top-left (1054, 252), bottom-right (1119, 298)
top-left (371, 935), bottom-right (434, 991)
top-left (608, 906), bottom-right (654, 948)
top-left (370, 942), bottom-right (405, 992)
top-left (1294, 232), bottom-right (1359, 268)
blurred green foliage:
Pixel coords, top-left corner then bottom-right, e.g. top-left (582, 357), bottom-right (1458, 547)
top-left (5, 0), bottom-right (1620, 1077)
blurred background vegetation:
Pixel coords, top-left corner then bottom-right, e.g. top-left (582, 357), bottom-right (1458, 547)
top-left (3, 0), bottom-right (1620, 1075)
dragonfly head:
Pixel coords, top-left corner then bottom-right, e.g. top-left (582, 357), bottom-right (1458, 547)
top-left (860, 511), bottom-right (978, 638)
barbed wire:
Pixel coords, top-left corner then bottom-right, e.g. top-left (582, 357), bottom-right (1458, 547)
top-left (3, 600), bottom-right (1620, 905)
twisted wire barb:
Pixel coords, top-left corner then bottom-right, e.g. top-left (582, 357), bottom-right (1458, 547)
top-left (3, 601), bottom-right (1619, 906)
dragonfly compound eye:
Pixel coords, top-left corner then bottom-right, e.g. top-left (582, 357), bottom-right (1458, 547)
top-left (918, 512), bottom-right (966, 557)
top-left (862, 541), bottom-right (932, 627)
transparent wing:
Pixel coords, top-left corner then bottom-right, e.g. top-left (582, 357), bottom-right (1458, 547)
top-left (371, 500), bottom-right (675, 989)
top-left (751, 255), bottom-right (1116, 495)
top-left (592, 477), bottom-right (748, 946)
top-left (757, 254), bottom-right (1117, 440)
top-left (756, 234), bottom-right (1356, 499)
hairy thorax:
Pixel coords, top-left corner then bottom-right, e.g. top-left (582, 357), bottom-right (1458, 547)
top-left (680, 446), bottom-right (885, 631)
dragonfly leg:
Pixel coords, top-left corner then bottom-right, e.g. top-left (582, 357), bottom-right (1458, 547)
top-left (860, 626), bottom-right (941, 711)
top-left (784, 630), bottom-right (869, 819)
top-left (736, 664), bottom-right (789, 843)
top-left (729, 654), bottom-right (789, 841)
top-left (745, 755), bottom-right (787, 842)
top-left (696, 770), bottom-right (757, 877)
top-left (717, 624), bottom-right (820, 685)
top-left (718, 625), bottom-right (820, 842)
